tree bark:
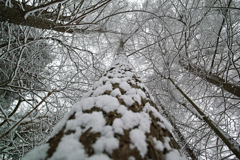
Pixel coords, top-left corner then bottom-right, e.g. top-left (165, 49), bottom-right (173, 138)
top-left (0, 2), bottom-right (110, 34)
top-left (23, 47), bottom-right (184, 160)
top-left (0, 4), bottom-right (85, 34)
top-left (179, 59), bottom-right (240, 98)
top-left (168, 77), bottom-right (240, 159)
top-left (155, 96), bottom-right (198, 160)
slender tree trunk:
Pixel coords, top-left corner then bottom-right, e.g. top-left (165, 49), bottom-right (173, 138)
top-left (23, 45), bottom-right (184, 160)
top-left (154, 95), bottom-right (198, 160)
top-left (179, 59), bottom-right (240, 98)
top-left (168, 77), bottom-right (240, 159)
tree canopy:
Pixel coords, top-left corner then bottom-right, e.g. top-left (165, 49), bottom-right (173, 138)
top-left (0, 0), bottom-right (240, 159)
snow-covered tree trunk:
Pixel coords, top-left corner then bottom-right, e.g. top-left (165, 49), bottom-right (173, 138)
top-left (23, 45), bottom-right (185, 160)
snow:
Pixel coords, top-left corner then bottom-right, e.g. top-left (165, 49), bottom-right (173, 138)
top-left (130, 129), bottom-right (147, 158)
top-left (128, 156), bottom-right (135, 160)
top-left (50, 107), bottom-right (76, 138)
top-left (126, 88), bottom-right (136, 95)
top-left (143, 103), bottom-right (173, 133)
top-left (65, 112), bottom-right (105, 133)
top-left (125, 89), bottom-right (142, 104)
top-left (79, 97), bottom-right (95, 111)
top-left (101, 126), bottom-right (114, 137)
top-left (138, 112), bottom-right (151, 133)
top-left (111, 88), bottom-right (122, 96)
top-left (153, 137), bottom-right (164, 151)
top-left (93, 136), bottom-right (119, 154)
top-left (24, 52), bottom-right (184, 160)
top-left (82, 90), bottom-right (93, 98)
top-left (132, 94), bottom-right (141, 105)
top-left (110, 77), bottom-right (121, 84)
top-left (136, 89), bottom-right (146, 98)
top-left (112, 118), bottom-right (124, 134)
top-left (87, 154), bottom-right (111, 160)
top-left (120, 95), bottom-right (134, 106)
top-left (121, 110), bottom-right (150, 133)
top-left (119, 81), bottom-right (132, 91)
top-left (165, 149), bottom-right (186, 160)
top-left (24, 0), bottom-right (68, 19)
top-left (22, 144), bottom-right (49, 160)
top-left (95, 95), bottom-right (119, 113)
top-left (93, 80), bottom-right (103, 89)
top-left (49, 134), bottom-right (87, 160)
top-left (92, 84), bottom-right (112, 97)
top-left (164, 137), bottom-right (172, 150)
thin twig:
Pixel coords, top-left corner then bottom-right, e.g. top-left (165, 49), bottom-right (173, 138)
top-left (0, 91), bottom-right (53, 139)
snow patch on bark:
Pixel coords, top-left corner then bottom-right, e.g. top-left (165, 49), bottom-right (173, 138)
top-left (120, 95), bottom-right (134, 106)
top-left (112, 118), bottom-right (124, 134)
top-left (65, 112), bottom-right (105, 133)
top-left (93, 136), bottom-right (119, 154)
top-left (144, 103), bottom-right (173, 133)
top-left (111, 88), bottom-right (121, 96)
top-left (130, 129), bottom-right (147, 158)
top-left (165, 149), bottom-right (186, 160)
top-left (49, 134), bottom-right (87, 160)
top-left (23, 144), bottom-right (49, 160)
top-left (153, 137), bottom-right (164, 151)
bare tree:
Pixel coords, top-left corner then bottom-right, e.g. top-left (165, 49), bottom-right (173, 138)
top-left (0, 0), bottom-right (113, 34)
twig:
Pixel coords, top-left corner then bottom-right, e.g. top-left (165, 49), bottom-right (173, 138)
top-left (0, 91), bottom-right (53, 139)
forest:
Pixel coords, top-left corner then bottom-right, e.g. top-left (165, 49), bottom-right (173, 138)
top-left (0, 0), bottom-right (239, 159)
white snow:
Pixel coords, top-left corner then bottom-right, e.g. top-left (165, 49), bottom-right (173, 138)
top-left (94, 126), bottom-right (119, 154)
top-left (126, 88), bottom-right (136, 95)
top-left (164, 137), bottom-right (172, 150)
top-left (136, 89), bottom-right (146, 98)
top-left (132, 94), bottom-right (141, 105)
top-left (128, 156), bottom-right (135, 160)
top-left (82, 90), bottom-right (93, 98)
top-left (110, 77), bottom-right (121, 84)
top-left (87, 154), bottom-right (111, 160)
top-left (93, 137), bottom-right (119, 154)
top-left (138, 112), bottom-right (151, 133)
top-left (24, 0), bottom-right (68, 19)
top-left (95, 95), bottom-right (119, 113)
top-left (120, 95), bottom-right (134, 106)
top-left (22, 144), bottom-right (49, 160)
top-left (112, 118), bottom-right (124, 134)
top-left (157, 122), bottom-right (166, 129)
top-left (93, 80), bottom-right (103, 89)
top-left (143, 103), bottom-right (173, 133)
top-left (119, 81), bottom-right (132, 91)
top-left (153, 137), bottom-right (164, 151)
top-left (65, 112), bottom-right (105, 133)
top-left (79, 97), bottom-right (95, 111)
top-left (50, 107), bottom-right (76, 138)
top-left (130, 129), bottom-right (147, 158)
top-left (111, 88), bottom-right (122, 96)
top-left (49, 134), bottom-right (87, 160)
top-left (92, 84), bottom-right (112, 97)
top-left (101, 126), bottom-right (114, 138)
top-left (165, 149), bottom-right (186, 160)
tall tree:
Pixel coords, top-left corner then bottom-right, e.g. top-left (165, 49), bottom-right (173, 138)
top-left (23, 42), bottom-right (185, 160)
top-left (0, 0), bottom-right (113, 34)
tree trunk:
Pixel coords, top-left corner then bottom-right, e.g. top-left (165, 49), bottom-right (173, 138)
top-left (155, 96), bottom-right (198, 160)
top-left (168, 77), bottom-right (240, 159)
top-left (23, 46), bottom-right (184, 160)
top-left (179, 59), bottom-right (240, 98)
top-left (0, 2), bottom-right (107, 34)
